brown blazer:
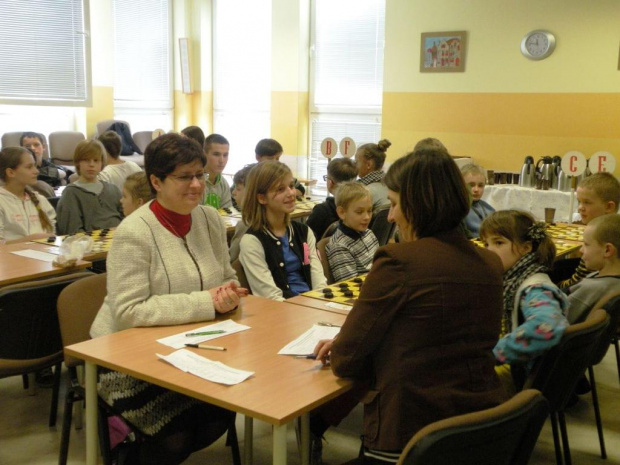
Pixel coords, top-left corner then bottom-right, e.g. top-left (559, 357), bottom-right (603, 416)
top-left (331, 229), bottom-right (508, 452)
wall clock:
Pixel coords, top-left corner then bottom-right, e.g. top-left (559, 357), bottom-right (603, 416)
top-left (521, 30), bottom-right (556, 60)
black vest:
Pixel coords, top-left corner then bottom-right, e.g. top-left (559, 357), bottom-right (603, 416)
top-left (247, 222), bottom-right (313, 299)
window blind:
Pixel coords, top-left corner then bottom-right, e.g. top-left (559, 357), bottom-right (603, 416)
top-left (113, 0), bottom-right (172, 110)
top-left (0, 0), bottom-right (90, 105)
top-left (309, 0), bottom-right (386, 196)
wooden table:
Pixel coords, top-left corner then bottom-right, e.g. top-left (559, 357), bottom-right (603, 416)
top-left (287, 295), bottom-right (352, 315)
top-left (65, 295), bottom-right (350, 465)
top-left (0, 242), bottom-right (91, 287)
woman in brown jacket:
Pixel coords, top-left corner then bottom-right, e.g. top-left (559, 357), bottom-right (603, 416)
top-left (316, 149), bottom-right (507, 463)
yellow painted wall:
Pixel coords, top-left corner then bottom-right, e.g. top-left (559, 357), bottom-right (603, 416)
top-left (271, 0), bottom-right (310, 155)
top-left (383, 0), bottom-right (620, 174)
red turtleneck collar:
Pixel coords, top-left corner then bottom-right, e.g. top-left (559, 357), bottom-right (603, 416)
top-left (150, 200), bottom-right (192, 238)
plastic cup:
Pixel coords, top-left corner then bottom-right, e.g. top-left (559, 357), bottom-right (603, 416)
top-left (545, 208), bottom-right (556, 224)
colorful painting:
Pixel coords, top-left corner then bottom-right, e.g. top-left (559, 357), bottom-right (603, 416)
top-left (420, 31), bottom-right (467, 73)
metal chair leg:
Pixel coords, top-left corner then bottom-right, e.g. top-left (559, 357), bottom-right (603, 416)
top-left (588, 366), bottom-right (607, 458)
top-left (549, 411), bottom-right (564, 465)
top-left (558, 410), bottom-right (571, 465)
top-left (49, 362), bottom-right (62, 427)
top-left (613, 336), bottom-right (620, 386)
top-left (59, 388), bottom-right (77, 465)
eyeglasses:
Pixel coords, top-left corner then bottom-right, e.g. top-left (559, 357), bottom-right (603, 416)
top-left (323, 175), bottom-right (329, 182)
top-left (168, 172), bottom-right (207, 184)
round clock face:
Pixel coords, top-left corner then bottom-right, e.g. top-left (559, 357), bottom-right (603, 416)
top-left (521, 30), bottom-right (556, 60)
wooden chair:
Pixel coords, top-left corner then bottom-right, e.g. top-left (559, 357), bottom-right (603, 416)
top-left (523, 309), bottom-right (609, 465)
top-left (320, 220), bottom-right (339, 240)
top-left (583, 291), bottom-right (620, 459)
top-left (397, 389), bottom-right (549, 465)
top-left (0, 272), bottom-right (94, 428)
top-left (231, 259), bottom-right (251, 293)
top-left (369, 207), bottom-right (396, 246)
top-left (57, 273), bottom-right (109, 465)
top-left (316, 237), bottom-right (335, 284)
top-left (57, 273), bottom-right (242, 465)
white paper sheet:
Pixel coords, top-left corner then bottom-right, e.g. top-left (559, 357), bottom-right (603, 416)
top-left (11, 249), bottom-right (57, 262)
top-left (157, 349), bottom-right (254, 385)
top-left (157, 320), bottom-right (251, 349)
top-left (278, 324), bottom-right (341, 356)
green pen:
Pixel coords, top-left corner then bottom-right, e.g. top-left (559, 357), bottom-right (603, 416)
top-left (185, 330), bottom-right (226, 337)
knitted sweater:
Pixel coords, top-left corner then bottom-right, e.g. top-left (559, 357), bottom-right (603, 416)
top-left (326, 222), bottom-right (379, 282)
top-left (91, 202), bottom-right (237, 338)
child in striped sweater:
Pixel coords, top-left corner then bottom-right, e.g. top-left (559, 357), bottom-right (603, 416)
top-left (326, 182), bottom-right (379, 282)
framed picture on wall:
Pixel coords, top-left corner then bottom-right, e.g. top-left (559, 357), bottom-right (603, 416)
top-left (420, 31), bottom-right (467, 73)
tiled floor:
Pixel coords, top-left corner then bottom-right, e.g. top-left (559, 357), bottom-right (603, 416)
top-left (1, 348), bottom-right (619, 464)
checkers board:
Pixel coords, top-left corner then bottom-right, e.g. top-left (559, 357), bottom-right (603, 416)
top-left (32, 228), bottom-right (115, 255)
top-left (301, 274), bottom-right (367, 305)
top-left (544, 223), bottom-right (584, 242)
top-left (218, 206), bottom-right (242, 218)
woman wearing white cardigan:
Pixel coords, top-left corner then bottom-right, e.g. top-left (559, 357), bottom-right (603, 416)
top-left (91, 134), bottom-right (247, 464)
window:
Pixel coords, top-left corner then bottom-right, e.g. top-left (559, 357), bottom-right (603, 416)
top-left (113, 0), bottom-right (172, 131)
top-left (0, 0), bottom-right (91, 106)
top-left (213, 0), bottom-right (271, 175)
top-left (309, 0), bottom-right (385, 195)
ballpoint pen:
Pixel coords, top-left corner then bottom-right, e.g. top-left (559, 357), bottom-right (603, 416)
top-left (295, 354), bottom-right (317, 359)
top-left (185, 330), bottom-right (226, 337)
top-left (317, 322), bottom-right (341, 327)
top-left (185, 344), bottom-right (227, 351)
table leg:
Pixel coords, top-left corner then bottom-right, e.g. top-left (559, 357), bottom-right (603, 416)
top-left (85, 362), bottom-right (98, 465)
top-left (273, 423), bottom-right (287, 465)
top-left (244, 416), bottom-right (253, 465)
top-left (300, 413), bottom-right (310, 465)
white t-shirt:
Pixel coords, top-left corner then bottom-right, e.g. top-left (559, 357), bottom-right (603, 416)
top-left (98, 161), bottom-right (142, 192)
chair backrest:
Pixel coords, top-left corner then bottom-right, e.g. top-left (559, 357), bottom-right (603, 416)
top-left (321, 220), bottom-right (339, 240)
top-left (316, 237), bottom-right (335, 284)
top-left (524, 309), bottom-right (609, 411)
top-left (231, 260), bottom-right (251, 294)
top-left (589, 291), bottom-right (620, 366)
top-left (0, 272), bottom-right (94, 362)
top-left (96, 119), bottom-right (130, 137)
top-left (370, 207), bottom-right (396, 246)
top-left (132, 130), bottom-right (153, 153)
top-left (57, 273), bottom-right (107, 368)
top-left (46, 196), bottom-right (60, 211)
top-left (48, 131), bottom-right (86, 164)
top-left (397, 389), bottom-right (549, 465)
top-left (2, 131), bottom-right (50, 159)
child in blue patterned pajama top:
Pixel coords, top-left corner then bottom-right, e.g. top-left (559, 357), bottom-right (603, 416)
top-left (481, 209), bottom-right (569, 393)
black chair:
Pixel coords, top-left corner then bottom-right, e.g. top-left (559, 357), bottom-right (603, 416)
top-left (0, 272), bottom-right (94, 428)
top-left (397, 389), bottom-right (549, 465)
top-left (370, 207), bottom-right (396, 246)
top-left (46, 196), bottom-right (60, 211)
top-left (583, 291), bottom-right (620, 459)
top-left (523, 309), bottom-right (609, 465)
